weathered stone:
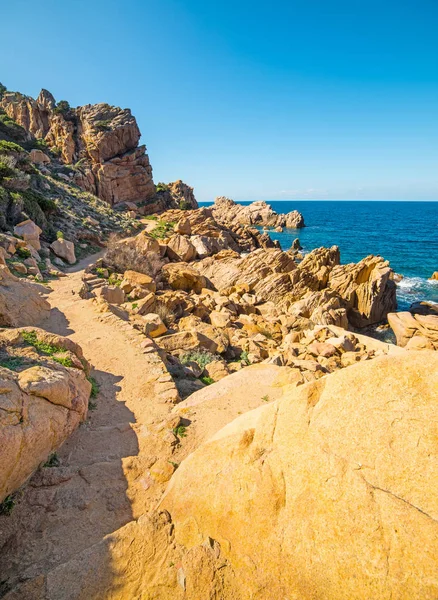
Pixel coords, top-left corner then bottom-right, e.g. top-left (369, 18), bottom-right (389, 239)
top-left (162, 263), bottom-right (207, 293)
top-left (13, 219), bottom-right (42, 251)
top-left (140, 313), bottom-right (167, 338)
top-left (0, 266), bottom-right (50, 326)
top-left (50, 239), bottom-right (76, 265)
top-left (162, 351), bottom-right (438, 600)
top-left (29, 149), bottom-right (50, 164)
top-left (166, 235), bottom-right (197, 262)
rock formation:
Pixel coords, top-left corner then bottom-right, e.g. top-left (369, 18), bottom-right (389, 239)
top-left (212, 196), bottom-right (305, 228)
top-left (161, 351), bottom-right (438, 599)
top-left (1, 90), bottom-right (155, 206)
top-left (388, 311), bottom-right (438, 350)
top-left (0, 327), bottom-right (91, 502)
top-left (0, 265), bottom-right (50, 326)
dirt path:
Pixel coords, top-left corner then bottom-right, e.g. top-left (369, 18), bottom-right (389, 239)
top-left (0, 256), bottom-right (180, 596)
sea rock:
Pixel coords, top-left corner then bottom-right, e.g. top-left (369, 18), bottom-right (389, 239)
top-left (50, 238), bottom-right (76, 265)
top-left (429, 271), bottom-right (438, 281)
top-left (329, 255), bottom-right (397, 327)
top-left (212, 197), bottom-right (305, 229)
top-left (161, 351), bottom-right (438, 599)
top-left (0, 328), bottom-right (91, 502)
top-left (0, 266), bottom-right (50, 326)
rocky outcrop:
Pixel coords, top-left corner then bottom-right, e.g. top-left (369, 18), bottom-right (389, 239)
top-left (161, 351), bottom-right (438, 599)
top-left (0, 327), bottom-right (91, 502)
top-left (0, 266), bottom-right (50, 326)
top-left (429, 271), bottom-right (438, 281)
top-left (328, 255), bottom-right (397, 327)
top-left (388, 311), bottom-right (438, 350)
top-left (1, 90), bottom-right (155, 206)
top-left (212, 196), bottom-right (305, 228)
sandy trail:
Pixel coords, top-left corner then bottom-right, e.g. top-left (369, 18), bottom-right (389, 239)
top-left (0, 255), bottom-right (179, 595)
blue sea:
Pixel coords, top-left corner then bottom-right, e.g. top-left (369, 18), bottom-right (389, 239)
top-left (201, 200), bottom-right (438, 312)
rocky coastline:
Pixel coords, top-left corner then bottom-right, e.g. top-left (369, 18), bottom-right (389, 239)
top-left (1, 85), bottom-right (437, 600)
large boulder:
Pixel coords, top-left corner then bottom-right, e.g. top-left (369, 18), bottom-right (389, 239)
top-left (328, 255), bottom-right (397, 327)
top-left (166, 234), bottom-right (197, 262)
top-left (105, 231), bottom-right (164, 276)
top-left (50, 238), bottom-right (76, 265)
top-left (213, 197), bottom-right (305, 228)
top-left (388, 311), bottom-right (438, 350)
top-left (13, 219), bottom-right (42, 251)
top-left (0, 328), bottom-right (91, 502)
top-left (161, 263), bottom-right (207, 293)
top-left (0, 266), bottom-right (50, 327)
top-left (161, 351), bottom-right (438, 599)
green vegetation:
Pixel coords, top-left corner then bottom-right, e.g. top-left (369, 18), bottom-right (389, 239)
top-left (131, 302), bottom-right (138, 310)
top-left (94, 119), bottom-right (112, 131)
top-left (0, 140), bottom-right (25, 154)
top-left (96, 267), bottom-right (107, 278)
top-left (108, 274), bottom-right (121, 286)
top-left (149, 220), bottom-right (176, 240)
top-left (0, 356), bottom-right (25, 371)
top-left (0, 82), bottom-right (6, 99)
top-left (56, 230), bottom-right (64, 239)
top-left (173, 424), bottom-right (187, 438)
top-left (144, 214), bottom-right (158, 220)
top-left (262, 395), bottom-right (270, 402)
top-left (21, 330), bottom-right (73, 367)
top-left (240, 350), bottom-right (250, 365)
top-left (200, 375), bottom-right (214, 386)
top-left (155, 182), bottom-right (169, 193)
top-left (87, 375), bottom-right (100, 399)
top-left (16, 247), bottom-right (31, 259)
top-left (0, 494), bottom-right (16, 516)
top-left (181, 349), bottom-right (218, 369)
top-left (53, 100), bottom-right (70, 115)
top-left (179, 200), bottom-right (191, 210)
top-left (43, 452), bottom-right (60, 468)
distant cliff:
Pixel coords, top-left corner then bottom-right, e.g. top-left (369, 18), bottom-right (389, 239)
top-left (1, 89), bottom-right (155, 206)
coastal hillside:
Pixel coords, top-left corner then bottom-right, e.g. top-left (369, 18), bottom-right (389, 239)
top-left (0, 83), bottom-right (437, 600)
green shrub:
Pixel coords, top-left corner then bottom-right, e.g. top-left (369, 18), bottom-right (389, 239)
top-left (240, 350), bottom-right (250, 365)
top-left (173, 425), bottom-right (187, 438)
top-left (156, 182), bottom-right (169, 193)
top-left (0, 140), bottom-right (25, 155)
top-left (43, 452), bottom-right (60, 468)
top-left (0, 161), bottom-right (15, 181)
top-left (56, 230), bottom-right (64, 239)
top-left (200, 375), bottom-right (214, 386)
top-left (0, 494), bottom-right (16, 516)
top-left (0, 356), bottom-right (25, 371)
top-left (53, 100), bottom-right (70, 115)
top-left (16, 247), bottom-right (31, 259)
top-left (87, 375), bottom-right (100, 399)
top-left (181, 349), bottom-right (218, 369)
top-left (94, 119), bottom-right (112, 131)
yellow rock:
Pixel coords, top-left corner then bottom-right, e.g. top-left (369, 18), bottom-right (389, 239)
top-left (161, 351), bottom-right (438, 599)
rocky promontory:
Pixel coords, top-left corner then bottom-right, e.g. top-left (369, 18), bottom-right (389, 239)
top-left (212, 196), bottom-right (305, 228)
top-left (1, 89), bottom-right (155, 206)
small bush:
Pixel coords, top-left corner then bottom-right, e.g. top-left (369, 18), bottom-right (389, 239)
top-left (173, 425), bottom-right (187, 438)
top-left (94, 119), bottom-right (112, 131)
top-left (56, 230), bottom-right (64, 239)
top-left (43, 452), bottom-right (60, 468)
top-left (200, 375), bottom-right (214, 386)
top-left (0, 161), bottom-right (15, 181)
top-left (96, 267), bottom-right (108, 278)
top-left (181, 349), bottom-right (218, 369)
top-left (240, 350), bottom-right (250, 365)
top-left (0, 494), bottom-right (16, 516)
top-left (87, 375), bottom-right (100, 399)
top-left (53, 100), bottom-right (70, 115)
top-left (16, 247), bottom-right (31, 259)
top-left (156, 182), bottom-right (169, 193)
top-left (0, 140), bottom-right (25, 155)
top-left (0, 356), bottom-right (25, 371)
top-left (155, 302), bottom-right (175, 327)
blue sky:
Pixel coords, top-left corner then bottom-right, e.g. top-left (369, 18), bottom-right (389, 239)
top-left (2, 0), bottom-right (438, 201)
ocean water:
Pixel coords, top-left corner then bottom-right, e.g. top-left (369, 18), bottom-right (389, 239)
top-left (201, 200), bottom-right (438, 311)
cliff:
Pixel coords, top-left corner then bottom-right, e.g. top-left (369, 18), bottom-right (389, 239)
top-left (1, 89), bottom-right (155, 206)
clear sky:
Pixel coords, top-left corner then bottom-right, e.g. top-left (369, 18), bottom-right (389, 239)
top-left (2, 0), bottom-right (438, 201)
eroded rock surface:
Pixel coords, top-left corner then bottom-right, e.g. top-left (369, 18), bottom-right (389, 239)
top-left (0, 266), bottom-right (50, 326)
top-left (212, 196), bottom-right (305, 228)
top-left (161, 351), bottom-right (438, 599)
top-left (0, 327), bottom-right (90, 502)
